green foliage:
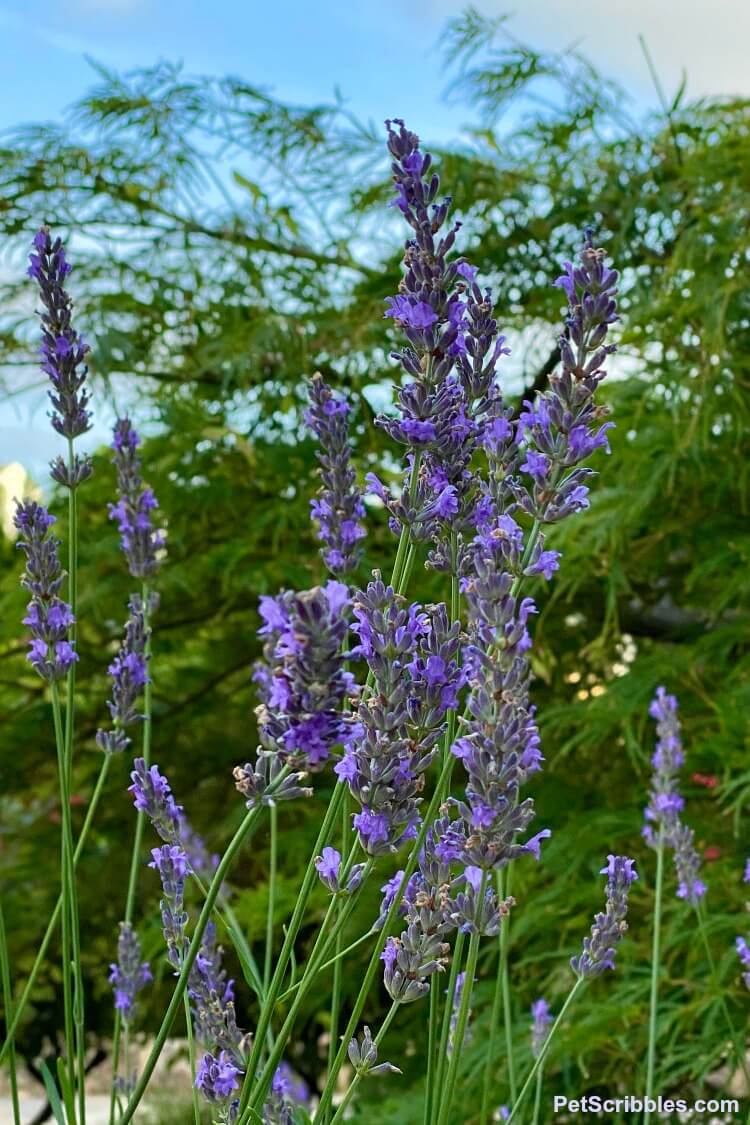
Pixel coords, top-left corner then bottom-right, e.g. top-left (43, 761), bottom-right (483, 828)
top-left (1, 9), bottom-right (749, 1120)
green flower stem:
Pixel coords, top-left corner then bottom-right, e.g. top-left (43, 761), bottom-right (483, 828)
top-left (51, 682), bottom-right (78, 1121)
top-left (505, 976), bottom-right (586, 1125)
top-left (480, 865), bottom-right (515, 1124)
top-left (644, 836), bottom-right (664, 1125)
top-left (694, 901), bottom-right (750, 1089)
top-left (183, 993), bottom-right (201, 1125)
top-left (314, 752), bottom-right (455, 1122)
top-left (264, 804), bottom-right (278, 993)
top-left (276, 929), bottom-right (377, 1003)
top-left (116, 784), bottom-right (282, 1125)
top-left (111, 584), bottom-right (153, 1122)
top-left (434, 930), bottom-right (466, 1106)
top-left (236, 781), bottom-right (348, 1116)
top-left (0, 752), bottom-right (111, 1066)
top-left (324, 793), bottom-right (350, 1124)
top-left (435, 874), bottom-right (488, 1125)
top-left (242, 864), bottom-right (375, 1122)
top-left (328, 1000), bottom-right (401, 1125)
top-left (423, 973), bottom-right (440, 1125)
top-left (0, 902), bottom-right (21, 1125)
top-left (531, 1061), bottom-right (544, 1125)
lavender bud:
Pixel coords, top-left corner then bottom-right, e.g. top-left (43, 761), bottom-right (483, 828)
top-left (108, 922), bottom-right (151, 1025)
top-left (28, 226), bottom-right (92, 442)
top-left (347, 1026), bottom-right (401, 1077)
top-left (14, 500), bottom-right (78, 682)
top-left (108, 417), bottom-right (166, 578)
top-left (233, 752), bottom-right (312, 809)
top-left (571, 855), bottom-right (637, 978)
top-left (306, 373), bottom-right (366, 575)
top-left (530, 998), bottom-right (553, 1058)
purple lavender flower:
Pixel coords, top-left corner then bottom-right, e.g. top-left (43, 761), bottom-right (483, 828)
top-left (254, 581), bottom-right (354, 770)
top-left (306, 373), bottom-right (366, 575)
top-left (28, 228), bottom-right (93, 486)
top-left (128, 758), bottom-right (182, 845)
top-left (644, 687), bottom-right (706, 905)
top-left (96, 595), bottom-right (150, 754)
top-left (736, 937), bottom-right (750, 991)
top-left (195, 1050), bottom-right (242, 1102)
top-left (188, 922), bottom-right (243, 1056)
top-left (571, 855), bottom-right (637, 978)
top-left (263, 1061), bottom-right (310, 1124)
top-left (512, 232), bottom-right (617, 525)
top-left (149, 844), bottom-right (189, 971)
top-left (338, 576), bottom-right (463, 856)
top-left (108, 922), bottom-right (151, 1024)
top-left (108, 417), bottom-right (166, 578)
top-left (347, 1026), bottom-right (401, 1077)
top-left (14, 500), bottom-right (78, 682)
top-left (530, 998), bottom-right (553, 1058)
top-left (315, 846), bottom-right (366, 896)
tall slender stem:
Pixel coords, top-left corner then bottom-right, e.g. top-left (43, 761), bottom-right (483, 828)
top-left (0, 903), bottom-right (21, 1125)
top-left (264, 804), bottom-right (278, 993)
top-left (505, 976), bottom-right (585, 1125)
top-left (695, 902), bottom-right (750, 1089)
top-left (51, 684), bottom-right (76, 1116)
top-left (116, 787), bottom-right (279, 1125)
top-left (435, 875), bottom-right (487, 1125)
top-left (325, 794), bottom-right (349, 1124)
top-left (434, 930), bottom-right (466, 1104)
top-left (531, 1062), bottom-right (544, 1125)
top-left (111, 584), bottom-right (153, 1120)
top-left (423, 973), bottom-right (440, 1125)
top-left (328, 1001), bottom-right (401, 1125)
top-left (480, 866), bottom-right (514, 1123)
top-left (183, 993), bottom-right (201, 1125)
top-left (0, 754), bottom-right (111, 1065)
top-left (644, 836), bottom-right (664, 1124)
top-left (314, 753), bottom-right (455, 1122)
top-left (236, 782), bottom-right (347, 1115)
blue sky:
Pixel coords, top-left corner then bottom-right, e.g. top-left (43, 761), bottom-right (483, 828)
top-left (1, 0), bottom-right (748, 478)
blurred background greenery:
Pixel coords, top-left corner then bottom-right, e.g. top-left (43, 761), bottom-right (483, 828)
top-left (1, 7), bottom-right (749, 1121)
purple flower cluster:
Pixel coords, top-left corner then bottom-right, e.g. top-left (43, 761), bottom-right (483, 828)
top-left (530, 997), bottom-right (553, 1058)
top-left (336, 577), bottom-right (464, 855)
top-left (511, 233), bottom-right (617, 525)
top-left (108, 921), bottom-right (151, 1024)
top-left (644, 687), bottom-right (706, 905)
top-left (108, 418), bottom-right (165, 578)
top-left (571, 855), bottom-right (637, 978)
top-left (370, 121), bottom-right (511, 566)
top-left (306, 373), bottom-right (366, 575)
top-left (448, 536), bottom-right (549, 872)
top-left (263, 1063), bottom-right (311, 1125)
top-left (254, 581), bottom-right (354, 770)
top-left (188, 922), bottom-right (243, 1057)
top-left (14, 500), bottom-right (78, 681)
top-left (28, 228), bottom-right (93, 487)
top-left (129, 758), bottom-right (182, 844)
top-left (195, 1050), bottom-right (241, 1111)
top-left (315, 847), bottom-right (366, 896)
top-left (96, 595), bottom-right (150, 754)
top-left (149, 844), bottom-right (189, 971)
top-left (735, 861), bottom-right (750, 990)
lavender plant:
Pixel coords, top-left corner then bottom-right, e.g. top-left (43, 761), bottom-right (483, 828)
top-left (6, 126), bottom-right (697, 1125)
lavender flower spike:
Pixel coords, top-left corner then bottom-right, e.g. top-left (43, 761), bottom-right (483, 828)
top-left (195, 1049), bottom-right (242, 1104)
top-left (149, 844), bottom-right (190, 971)
top-left (306, 373), bottom-right (366, 575)
top-left (530, 998), bottom-right (553, 1058)
top-left (96, 595), bottom-right (150, 754)
top-left (348, 1026), bottom-right (401, 1077)
top-left (14, 500), bottom-right (78, 681)
top-left (27, 227), bottom-right (93, 487)
top-left (571, 855), bottom-right (637, 978)
top-left (128, 758), bottom-right (183, 844)
top-left (109, 921), bottom-right (151, 1023)
top-left (109, 417), bottom-right (166, 578)
top-left (644, 687), bottom-right (706, 904)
